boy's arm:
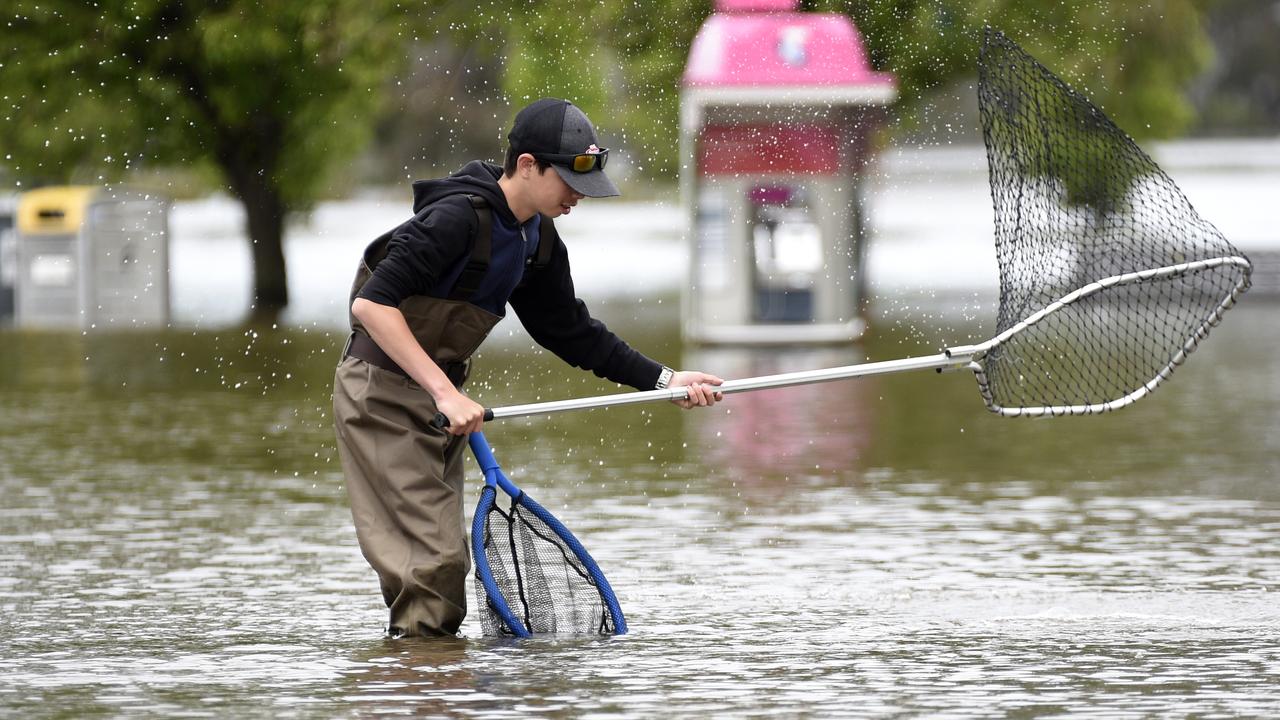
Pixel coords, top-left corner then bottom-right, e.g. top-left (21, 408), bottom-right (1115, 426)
top-left (509, 230), bottom-right (722, 405)
top-left (351, 297), bottom-right (486, 435)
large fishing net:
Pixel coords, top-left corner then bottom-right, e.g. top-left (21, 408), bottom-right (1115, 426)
top-left (474, 486), bottom-right (621, 637)
top-left (970, 28), bottom-right (1252, 416)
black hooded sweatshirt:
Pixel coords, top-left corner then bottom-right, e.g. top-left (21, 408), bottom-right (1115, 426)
top-left (357, 161), bottom-right (663, 391)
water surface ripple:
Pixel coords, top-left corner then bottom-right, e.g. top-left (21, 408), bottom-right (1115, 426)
top-left (1, 303), bottom-right (1277, 717)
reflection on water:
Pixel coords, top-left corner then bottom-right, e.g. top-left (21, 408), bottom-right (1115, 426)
top-left (1, 299), bottom-right (1277, 717)
top-left (683, 346), bottom-right (876, 485)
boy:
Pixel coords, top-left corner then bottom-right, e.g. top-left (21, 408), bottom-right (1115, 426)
top-left (332, 98), bottom-right (722, 638)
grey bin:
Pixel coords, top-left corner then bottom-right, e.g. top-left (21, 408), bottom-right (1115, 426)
top-left (15, 186), bottom-right (170, 329)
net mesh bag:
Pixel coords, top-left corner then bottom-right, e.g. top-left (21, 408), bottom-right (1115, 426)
top-left (475, 493), bottom-right (618, 637)
top-left (975, 29), bottom-right (1251, 415)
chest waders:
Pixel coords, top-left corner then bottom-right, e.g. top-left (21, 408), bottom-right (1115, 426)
top-left (331, 196), bottom-right (553, 637)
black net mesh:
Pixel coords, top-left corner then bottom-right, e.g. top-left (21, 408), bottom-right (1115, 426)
top-left (476, 498), bottom-right (617, 637)
top-left (976, 29), bottom-right (1250, 414)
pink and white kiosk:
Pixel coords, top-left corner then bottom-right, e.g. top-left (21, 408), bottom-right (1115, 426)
top-left (680, 0), bottom-right (895, 344)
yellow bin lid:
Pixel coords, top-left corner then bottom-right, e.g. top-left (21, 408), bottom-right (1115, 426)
top-left (17, 186), bottom-right (98, 235)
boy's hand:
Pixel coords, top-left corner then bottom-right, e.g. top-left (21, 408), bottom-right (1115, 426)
top-left (435, 389), bottom-right (486, 435)
top-left (669, 371), bottom-right (725, 409)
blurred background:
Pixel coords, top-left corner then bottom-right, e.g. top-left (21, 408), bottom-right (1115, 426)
top-left (0, 0), bottom-right (1276, 328)
top-left (1, 2), bottom-right (1278, 717)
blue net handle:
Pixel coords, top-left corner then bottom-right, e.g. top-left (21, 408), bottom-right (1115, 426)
top-left (469, 432), bottom-right (522, 497)
top-left (467, 432), bottom-right (628, 636)
top-left (469, 433), bottom-right (530, 638)
top-left (469, 483), bottom-right (529, 638)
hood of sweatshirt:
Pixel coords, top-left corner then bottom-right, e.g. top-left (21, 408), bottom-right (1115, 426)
top-left (410, 161), bottom-right (518, 225)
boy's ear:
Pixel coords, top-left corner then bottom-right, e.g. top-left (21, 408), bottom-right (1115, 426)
top-left (516, 152), bottom-right (549, 176)
top-left (517, 153), bottom-right (537, 175)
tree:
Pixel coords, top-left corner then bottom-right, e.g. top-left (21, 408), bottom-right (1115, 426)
top-left (419, 0), bottom-right (1212, 181)
top-left (373, 0), bottom-right (712, 185)
top-left (1, 0), bottom-right (420, 324)
top-left (2, 0), bottom-right (1217, 324)
top-left (819, 0), bottom-right (1212, 139)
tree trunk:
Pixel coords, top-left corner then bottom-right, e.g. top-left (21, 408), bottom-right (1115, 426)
top-left (222, 157), bottom-right (288, 326)
top-left (150, 20), bottom-right (292, 327)
top-left (242, 183), bottom-right (289, 326)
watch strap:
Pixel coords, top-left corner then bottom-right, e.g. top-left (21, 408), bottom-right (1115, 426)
top-left (655, 366), bottom-right (675, 390)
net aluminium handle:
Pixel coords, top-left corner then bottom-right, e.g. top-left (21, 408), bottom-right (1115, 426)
top-left (432, 352), bottom-right (975, 427)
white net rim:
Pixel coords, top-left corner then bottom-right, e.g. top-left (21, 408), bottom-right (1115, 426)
top-left (951, 255), bottom-right (1253, 417)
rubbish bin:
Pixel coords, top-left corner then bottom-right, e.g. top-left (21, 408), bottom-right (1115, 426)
top-left (680, 0), bottom-right (895, 344)
top-left (16, 186), bottom-right (170, 329)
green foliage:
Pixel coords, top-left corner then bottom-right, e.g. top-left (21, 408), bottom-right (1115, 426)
top-left (814, 0), bottom-right (1211, 139)
top-left (428, 0), bottom-right (711, 181)
top-left (0, 0), bottom-right (1214, 192)
top-left (596, 0), bottom-right (713, 180)
top-left (452, 0), bottom-right (1210, 180)
top-left (0, 0), bottom-right (421, 204)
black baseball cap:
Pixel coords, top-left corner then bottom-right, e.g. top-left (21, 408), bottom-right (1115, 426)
top-left (508, 98), bottom-right (620, 198)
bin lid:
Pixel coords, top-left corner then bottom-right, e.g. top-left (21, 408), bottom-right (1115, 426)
top-left (17, 186), bottom-right (97, 235)
top-left (682, 3), bottom-right (895, 108)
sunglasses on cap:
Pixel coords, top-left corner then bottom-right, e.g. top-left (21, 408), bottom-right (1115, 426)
top-left (532, 147), bottom-right (609, 173)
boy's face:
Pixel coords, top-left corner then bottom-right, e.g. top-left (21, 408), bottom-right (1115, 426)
top-left (521, 154), bottom-right (585, 218)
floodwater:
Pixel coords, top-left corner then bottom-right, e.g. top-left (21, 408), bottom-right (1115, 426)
top-left (2, 140), bottom-right (1279, 717)
top-left (1, 295), bottom-right (1277, 717)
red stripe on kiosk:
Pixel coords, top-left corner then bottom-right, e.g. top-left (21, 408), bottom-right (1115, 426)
top-left (697, 125), bottom-right (843, 176)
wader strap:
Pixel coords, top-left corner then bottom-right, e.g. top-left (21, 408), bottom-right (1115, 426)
top-left (345, 331), bottom-right (469, 387)
top-left (529, 214), bottom-right (556, 270)
top-left (449, 195), bottom-right (492, 302)
top-left (515, 216), bottom-right (557, 290)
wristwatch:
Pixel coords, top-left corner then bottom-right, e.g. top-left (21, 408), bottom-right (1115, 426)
top-left (655, 366), bottom-right (675, 390)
